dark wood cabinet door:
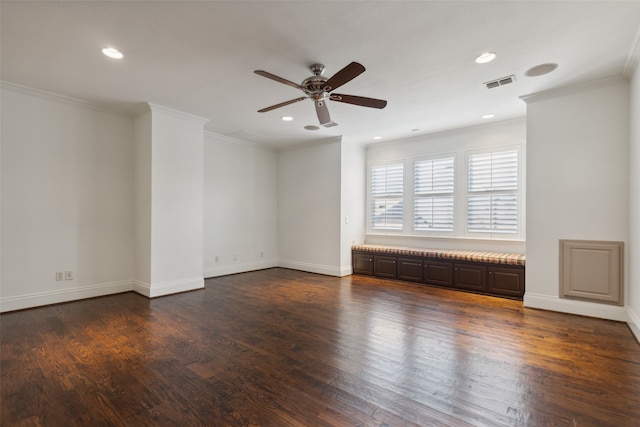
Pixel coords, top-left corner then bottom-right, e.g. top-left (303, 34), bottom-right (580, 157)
top-left (374, 256), bottom-right (397, 279)
top-left (454, 263), bottom-right (486, 292)
top-left (487, 266), bottom-right (524, 297)
top-left (398, 257), bottom-right (423, 282)
top-left (352, 252), bottom-right (374, 275)
top-left (424, 259), bottom-right (453, 287)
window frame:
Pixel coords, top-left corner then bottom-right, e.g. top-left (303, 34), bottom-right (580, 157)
top-left (367, 144), bottom-right (524, 241)
top-left (368, 161), bottom-right (405, 232)
top-left (412, 154), bottom-right (456, 235)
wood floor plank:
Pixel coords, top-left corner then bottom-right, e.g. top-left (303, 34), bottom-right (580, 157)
top-left (2, 268), bottom-right (639, 426)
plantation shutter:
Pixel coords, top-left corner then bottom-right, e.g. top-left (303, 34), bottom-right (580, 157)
top-left (467, 150), bottom-right (518, 233)
top-left (370, 163), bottom-right (404, 230)
top-left (414, 157), bottom-right (454, 231)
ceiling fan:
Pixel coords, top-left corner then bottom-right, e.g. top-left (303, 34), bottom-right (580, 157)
top-left (254, 62), bottom-right (387, 127)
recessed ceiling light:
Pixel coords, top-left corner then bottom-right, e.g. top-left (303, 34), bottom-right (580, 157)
top-left (304, 125), bottom-right (320, 131)
top-left (475, 52), bottom-right (496, 64)
top-left (102, 47), bottom-right (123, 59)
top-left (482, 114), bottom-right (495, 119)
top-left (525, 63), bottom-right (558, 77)
top-left (411, 128), bottom-right (420, 132)
top-left (281, 116), bottom-right (293, 121)
top-left (373, 136), bottom-right (382, 140)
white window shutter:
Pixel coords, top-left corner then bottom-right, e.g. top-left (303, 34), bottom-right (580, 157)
top-left (414, 157), bottom-right (454, 231)
top-left (370, 163), bottom-right (404, 230)
top-left (467, 150), bottom-right (518, 233)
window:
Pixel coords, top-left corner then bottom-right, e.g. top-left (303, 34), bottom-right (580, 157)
top-left (414, 156), bottom-right (454, 231)
top-left (367, 144), bottom-right (522, 240)
top-left (370, 163), bottom-right (404, 230)
top-left (467, 150), bottom-right (518, 233)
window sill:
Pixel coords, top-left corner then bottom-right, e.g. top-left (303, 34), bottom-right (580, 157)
top-left (365, 232), bottom-right (525, 245)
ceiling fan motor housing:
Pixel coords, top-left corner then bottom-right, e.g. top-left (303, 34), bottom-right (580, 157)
top-left (302, 64), bottom-right (329, 97)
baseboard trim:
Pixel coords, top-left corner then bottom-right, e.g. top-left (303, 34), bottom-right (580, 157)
top-left (523, 292), bottom-right (628, 322)
top-left (0, 280), bottom-right (134, 313)
top-left (627, 306), bottom-right (640, 343)
top-left (134, 276), bottom-right (205, 298)
top-left (203, 260), bottom-right (278, 278)
top-left (277, 260), bottom-right (345, 277)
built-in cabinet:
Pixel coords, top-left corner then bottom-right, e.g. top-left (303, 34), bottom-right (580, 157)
top-left (352, 251), bottom-right (524, 299)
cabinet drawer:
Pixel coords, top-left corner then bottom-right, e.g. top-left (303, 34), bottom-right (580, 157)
top-left (352, 252), bottom-right (374, 275)
top-left (454, 263), bottom-right (486, 292)
top-left (487, 266), bottom-right (524, 297)
top-left (374, 256), bottom-right (397, 279)
top-left (398, 257), bottom-right (423, 282)
top-left (424, 259), bottom-right (453, 287)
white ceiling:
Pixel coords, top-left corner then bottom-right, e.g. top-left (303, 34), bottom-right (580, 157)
top-left (2, 1), bottom-right (639, 148)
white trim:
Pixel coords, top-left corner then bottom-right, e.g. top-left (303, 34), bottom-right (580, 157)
top-left (133, 280), bottom-right (152, 297)
top-left (277, 260), bottom-right (347, 277)
top-left (137, 276), bottom-right (205, 298)
top-left (623, 26), bottom-right (640, 78)
top-left (627, 306), bottom-right (640, 343)
top-left (147, 102), bottom-right (209, 124)
top-left (0, 280), bottom-right (134, 313)
top-left (0, 80), bottom-right (132, 117)
top-left (203, 260), bottom-right (278, 278)
top-left (520, 75), bottom-right (628, 104)
top-left (523, 292), bottom-right (628, 322)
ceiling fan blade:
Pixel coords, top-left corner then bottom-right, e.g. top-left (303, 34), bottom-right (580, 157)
top-left (254, 70), bottom-right (304, 91)
top-left (258, 97), bottom-right (306, 113)
top-left (321, 62), bottom-right (366, 92)
top-left (315, 100), bottom-right (331, 124)
top-left (330, 93), bottom-right (387, 109)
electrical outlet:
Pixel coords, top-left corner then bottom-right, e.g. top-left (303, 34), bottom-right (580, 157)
top-left (233, 254), bottom-right (238, 261)
top-left (55, 272), bottom-right (64, 281)
top-left (65, 270), bottom-right (73, 280)
top-left (260, 251), bottom-right (264, 258)
top-left (215, 255), bottom-right (219, 262)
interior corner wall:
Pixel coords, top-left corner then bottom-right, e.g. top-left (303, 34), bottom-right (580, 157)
top-left (133, 110), bottom-right (152, 288)
top-left (0, 84), bottom-right (135, 312)
top-left (277, 138), bottom-right (342, 276)
top-left (524, 78), bottom-right (630, 321)
top-left (628, 67), bottom-right (640, 340)
top-left (203, 133), bottom-right (278, 277)
top-left (340, 141), bottom-right (366, 274)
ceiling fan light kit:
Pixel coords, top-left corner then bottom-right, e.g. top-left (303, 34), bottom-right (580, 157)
top-left (255, 62), bottom-right (387, 126)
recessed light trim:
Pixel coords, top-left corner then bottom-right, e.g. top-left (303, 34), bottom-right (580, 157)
top-left (475, 52), bottom-right (496, 64)
top-left (304, 125), bottom-right (320, 131)
top-left (373, 136), bottom-right (382, 140)
top-left (102, 47), bottom-right (123, 59)
top-left (281, 116), bottom-right (293, 121)
top-left (482, 114), bottom-right (495, 119)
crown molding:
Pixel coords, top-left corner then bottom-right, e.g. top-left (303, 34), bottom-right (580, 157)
top-left (1, 80), bottom-right (132, 117)
top-left (520, 75), bottom-right (628, 104)
top-left (147, 102), bottom-right (209, 124)
top-left (624, 25), bottom-right (640, 78)
top-left (203, 130), bottom-right (277, 152)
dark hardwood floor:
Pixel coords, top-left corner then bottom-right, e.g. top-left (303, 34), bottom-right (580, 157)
top-left (2, 268), bottom-right (639, 426)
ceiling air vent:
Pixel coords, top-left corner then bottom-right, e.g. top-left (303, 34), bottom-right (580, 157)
top-left (484, 75), bottom-right (516, 89)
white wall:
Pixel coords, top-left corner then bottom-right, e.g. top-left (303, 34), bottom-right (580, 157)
top-left (278, 138), bottom-right (343, 276)
top-left (340, 141), bottom-right (367, 273)
top-left (203, 133), bottom-right (278, 277)
top-left (133, 110), bottom-right (152, 286)
top-left (629, 65), bottom-right (640, 339)
top-left (523, 77), bottom-right (630, 321)
top-left (142, 104), bottom-right (207, 297)
top-left (0, 83), bottom-right (135, 311)
top-left (365, 118), bottom-right (527, 253)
